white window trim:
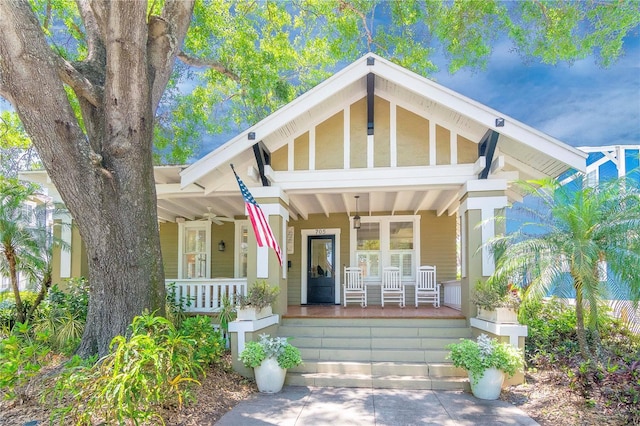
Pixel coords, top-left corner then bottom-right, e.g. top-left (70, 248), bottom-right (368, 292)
top-left (350, 215), bottom-right (421, 281)
top-left (234, 220), bottom-right (249, 278)
top-left (177, 221), bottom-right (212, 279)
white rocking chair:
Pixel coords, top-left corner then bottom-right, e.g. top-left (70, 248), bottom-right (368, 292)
top-left (415, 265), bottom-right (440, 308)
top-left (343, 266), bottom-right (366, 307)
top-left (381, 266), bottom-right (405, 308)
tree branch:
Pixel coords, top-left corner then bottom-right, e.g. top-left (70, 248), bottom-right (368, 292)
top-left (338, 0), bottom-right (374, 50)
top-left (147, 0), bottom-right (195, 112)
top-left (176, 52), bottom-right (240, 81)
top-left (55, 57), bottom-right (102, 106)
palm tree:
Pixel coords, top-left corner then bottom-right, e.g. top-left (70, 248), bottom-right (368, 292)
top-left (489, 175), bottom-right (640, 362)
top-left (0, 178), bottom-right (56, 324)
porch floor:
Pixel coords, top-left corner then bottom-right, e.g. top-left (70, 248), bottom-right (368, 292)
top-left (284, 304), bottom-right (465, 319)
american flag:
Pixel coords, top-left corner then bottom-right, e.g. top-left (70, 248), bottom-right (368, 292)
top-left (232, 167), bottom-right (283, 266)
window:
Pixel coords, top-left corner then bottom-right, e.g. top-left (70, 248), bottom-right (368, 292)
top-left (356, 223), bottom-right (380, 279)
top-left (389, 221), bottom-right (414, 277)
top-left (235, 222), bottom-right (249, 278)
top-left (178, 222), bottom-right (211, 279)
top-left (352, 216), bottom-right (419, 281)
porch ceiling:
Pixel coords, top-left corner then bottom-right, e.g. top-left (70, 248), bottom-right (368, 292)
top-left (155, 186), bottom-right (462, 223)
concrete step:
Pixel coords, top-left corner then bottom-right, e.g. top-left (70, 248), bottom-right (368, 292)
top-left (277, 317), bottom-right (471, 390)
top-left (289, 361), bottom-right (466, 378)
top-left (285, 371), bottom-right (470, 391)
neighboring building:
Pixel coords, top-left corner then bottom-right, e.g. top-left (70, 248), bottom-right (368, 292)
top-left (23, 54), bottom-right (588, 386)
top-left (0, 193), bottom-right (52, 293)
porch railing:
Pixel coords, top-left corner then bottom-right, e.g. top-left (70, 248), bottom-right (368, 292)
top-left (442, 279), bottom-right (461, 311)
top-left (165, 278), bottom-right (247, 313)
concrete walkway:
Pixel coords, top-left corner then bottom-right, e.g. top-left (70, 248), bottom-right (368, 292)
top-left (215, 386), bottom-right (539, 426)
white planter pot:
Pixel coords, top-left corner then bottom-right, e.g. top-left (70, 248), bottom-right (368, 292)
top-left (254, 357), bottom-right (286, 393)
top-left (476, 307), bottom-right (518, 324)
top-left (237, 305), bottom-right (272, 321)
top-left (469, 367), bottom-right (505, 400)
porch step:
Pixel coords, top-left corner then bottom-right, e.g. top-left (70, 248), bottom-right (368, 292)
top-left (278, 317), bottom-right (472, 390)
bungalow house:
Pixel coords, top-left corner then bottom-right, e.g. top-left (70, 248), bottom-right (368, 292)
top-left (23, 54), bottom-right (587, 389)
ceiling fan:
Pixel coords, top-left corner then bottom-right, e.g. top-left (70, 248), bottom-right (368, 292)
top-left (197, 207), bottom-right (234, 225)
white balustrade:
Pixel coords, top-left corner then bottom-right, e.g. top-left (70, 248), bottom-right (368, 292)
top-left (442, 279), bottom-right (461, 311)
top-left (166, 278), bottom-right (248, 313)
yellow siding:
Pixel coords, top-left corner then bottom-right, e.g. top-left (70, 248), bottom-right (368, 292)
top-left (436, 125), bottom-right (451, 165)
top-left (294, 132), bottom-right (309, 170)
top-left (397, 106), bottom-right (429, 166)
top-left (374, 96), bottom-right (390, 167)
top-left (457, 134), bottom-right (477, 164)
top-left (316, 112), bottom-right (344, 170)
top-left (350, 98), bottom-right (367, 168)
top-left (211, 222), bottom-right (235, 277)
top-left (272, 143), bottom-right (288, 171)
top-left (419, 211), bottom-right (457, 281)
top-left (159, 222), bottom-right (178, 279)
top-left (70, 224), bottom-right (88, 279)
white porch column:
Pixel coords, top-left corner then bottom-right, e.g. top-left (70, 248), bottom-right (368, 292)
top-left (247, 186), bottom-right (289, 316)
top-left (458, 179), bottom-right (508, 320)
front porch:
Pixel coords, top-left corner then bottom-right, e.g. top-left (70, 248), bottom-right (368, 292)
top-left (166, 278), bottom-right (463, 317)
top-left (284, 304), bottom-right (464, 320)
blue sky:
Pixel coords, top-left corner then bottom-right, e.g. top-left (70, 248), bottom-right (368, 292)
top-left (431, 35), bottom-right (640, 149)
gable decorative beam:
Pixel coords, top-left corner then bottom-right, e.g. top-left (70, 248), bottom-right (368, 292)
top-left (367, 72), bottom-right (375, 135)
top-left (478, 130), bottom-right (499, 179)
top-left (252, 141), bottom-right (271, 186)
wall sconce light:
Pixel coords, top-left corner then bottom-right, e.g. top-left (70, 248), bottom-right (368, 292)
top-left (218, 240), bottom-right (226, 252)
top-left (353, 195), bottom-right (361, 229)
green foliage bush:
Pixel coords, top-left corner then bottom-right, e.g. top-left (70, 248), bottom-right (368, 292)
top-left (519, 297), bottom-right (579, 366)
top-left (178, 315), bottom-right (225, 366)
top-left (33, 279), bottom-right (89, 355)
top-left (521, 298), bottom-right (640, 423)
top-left (0, 322), bottom-right (51, 400)
top-left (51, 311), bottom-right (225, 425)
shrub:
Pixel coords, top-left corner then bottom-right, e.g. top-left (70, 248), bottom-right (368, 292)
top-left (52, 312), bottom-right (203, 425)
top-left (0, 322), bottom-right (51, 400)
top-left (178, 315), bottom-right (225, 366)
top-left (33, 279), bottom-right (89, 354)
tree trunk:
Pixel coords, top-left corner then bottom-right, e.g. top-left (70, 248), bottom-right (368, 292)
top-left (574, 290), bottom-right (592, 362)
top-left (0, 1), bottom-right (193, 356)
top-left (5, 246), bottom-right (25, 324)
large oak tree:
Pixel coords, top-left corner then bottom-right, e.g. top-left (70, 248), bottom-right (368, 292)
top-left (0, 0), bottom-right (637, 356)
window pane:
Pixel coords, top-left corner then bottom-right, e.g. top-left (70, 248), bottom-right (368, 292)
top-left (390, 222), bottom-right (413, 250)
top-left (357, 252), bottom-right (379, 279)
top-left (357, 223), bottom-right (380, 250)
top-left (239, 225), bottom-right (248, 278)
top-left (185, 228), bottom-right (206, 253)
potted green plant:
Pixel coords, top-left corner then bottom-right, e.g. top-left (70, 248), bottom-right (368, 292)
top-left (239, 333), bottom-right (303, 393)
top-left (446, 334), bottom-right (523, 400)
top-left (236, 280), bottom-right (279, 321)
top-left (472, 280), bottom-right (521, 323)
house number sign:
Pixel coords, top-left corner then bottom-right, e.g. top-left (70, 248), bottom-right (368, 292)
top-left (315, 229), bottom-right (327, 235)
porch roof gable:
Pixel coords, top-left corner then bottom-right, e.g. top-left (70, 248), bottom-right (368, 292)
top-left (180, 53), bottom-right (587, 191)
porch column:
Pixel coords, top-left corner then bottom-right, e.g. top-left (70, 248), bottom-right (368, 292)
top-left (247, 186), bottom-right (289, 316)
top-left (458, 179), bottom-right (508, 321)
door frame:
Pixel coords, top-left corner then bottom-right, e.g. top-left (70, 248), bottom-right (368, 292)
top-left (301, 228), bottom-right (341, 304)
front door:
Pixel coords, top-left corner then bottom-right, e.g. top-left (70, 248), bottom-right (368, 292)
top-left (307, 235), bottom-right (335, 304)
